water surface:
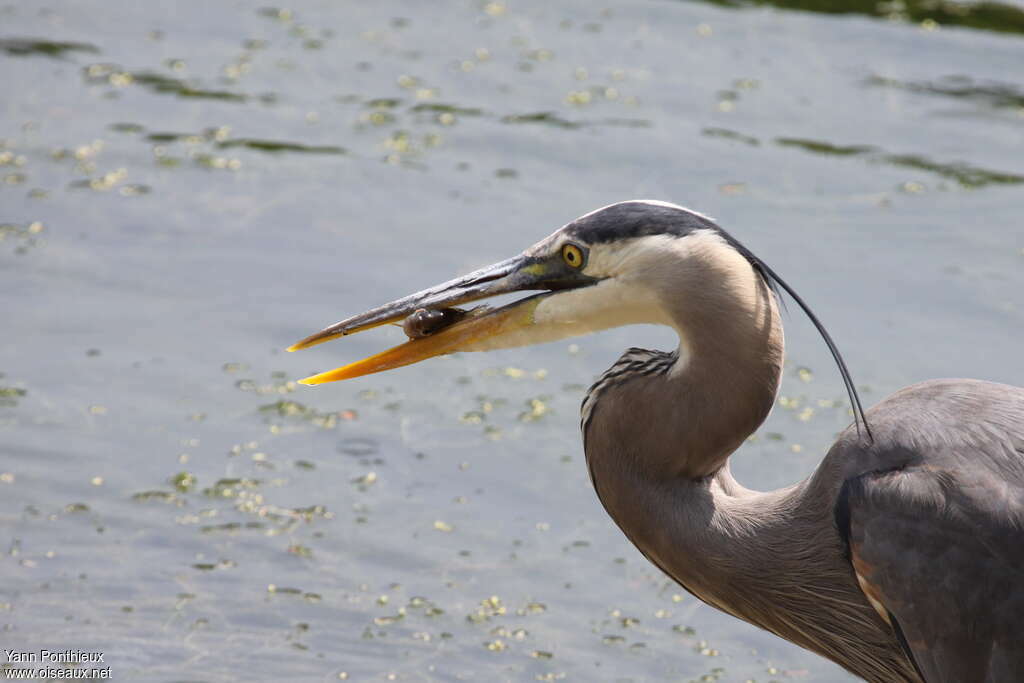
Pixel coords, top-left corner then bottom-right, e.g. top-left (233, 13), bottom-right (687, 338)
top-left (2, 1), bottom-right (1022, 681)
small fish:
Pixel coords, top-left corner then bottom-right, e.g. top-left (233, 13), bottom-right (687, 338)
top-left (403, 307), bottom-right (466, 339)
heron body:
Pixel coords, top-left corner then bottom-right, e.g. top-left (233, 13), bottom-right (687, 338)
top-left (291, 201), bottom-right (1024, 682)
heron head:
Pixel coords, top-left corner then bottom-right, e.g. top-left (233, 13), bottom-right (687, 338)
top-left (288, 200), bottom-right (730, 384)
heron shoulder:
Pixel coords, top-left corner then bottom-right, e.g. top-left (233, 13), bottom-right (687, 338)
top-left (822, 378), bottom-right (1024, 483)
top-left (834, 424), bottom-right (1024, 681)
top-left (820, 378), bottom-right (1024, 560)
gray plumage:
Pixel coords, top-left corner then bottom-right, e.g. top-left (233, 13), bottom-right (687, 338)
top-left (291, 200), bottom-right (1024, 682)
top-left (573, 204), bottom-right (1024, 682)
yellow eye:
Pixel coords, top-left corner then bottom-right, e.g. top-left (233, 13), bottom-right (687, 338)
top-left (561, 243), bottom-right (584, 268)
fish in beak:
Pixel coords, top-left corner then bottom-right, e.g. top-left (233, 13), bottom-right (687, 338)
top-left (288, 252), bottom-right (600, 385)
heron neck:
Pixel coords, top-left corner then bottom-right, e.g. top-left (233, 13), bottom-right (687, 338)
top-left (584, 242), bottom-right (784, 483)
top-left (582, 239), bottom-right (789, 571)
top-left (669, 317), bottom-right (783, 478)
top-left (580, 243), bottom-right (911, 680)
top-left (580, 320), bottom-right (892, 678)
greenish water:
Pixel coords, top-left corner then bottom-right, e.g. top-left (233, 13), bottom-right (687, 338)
top-left (1, 1), bottom-right (1022, 681)
top-left (696, 0), bottom-right (1024, 36)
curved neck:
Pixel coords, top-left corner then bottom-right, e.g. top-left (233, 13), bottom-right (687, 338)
top-left (580, 237), bottom-right (914, 681)
top-left (580, 249), bottom-right (795, 618)
top-left (582, 235), bottom-right (789, 589)
top-left (668, 236), bottom-right (785, 478)
top-left (585, 231), bottom-right (784, 482)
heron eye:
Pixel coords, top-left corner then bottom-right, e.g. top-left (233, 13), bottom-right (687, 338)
top-left (561, 243), bottom-right (584, 268)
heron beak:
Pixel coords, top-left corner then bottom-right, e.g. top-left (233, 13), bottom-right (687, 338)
top-left (288, 255), bottom-right (593, 384)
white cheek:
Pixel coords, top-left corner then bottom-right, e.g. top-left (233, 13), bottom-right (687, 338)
top-left (533, 278), bottom-right (670, 331)
top-left (459, 279), bottom-right (672, 354)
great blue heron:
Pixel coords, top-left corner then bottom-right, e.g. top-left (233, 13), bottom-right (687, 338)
top-left (289, 201), bottom-right (1024, 682)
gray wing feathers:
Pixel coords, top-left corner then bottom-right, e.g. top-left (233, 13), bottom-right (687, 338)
top-left (838, 380), bottom-right (1024, 682)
